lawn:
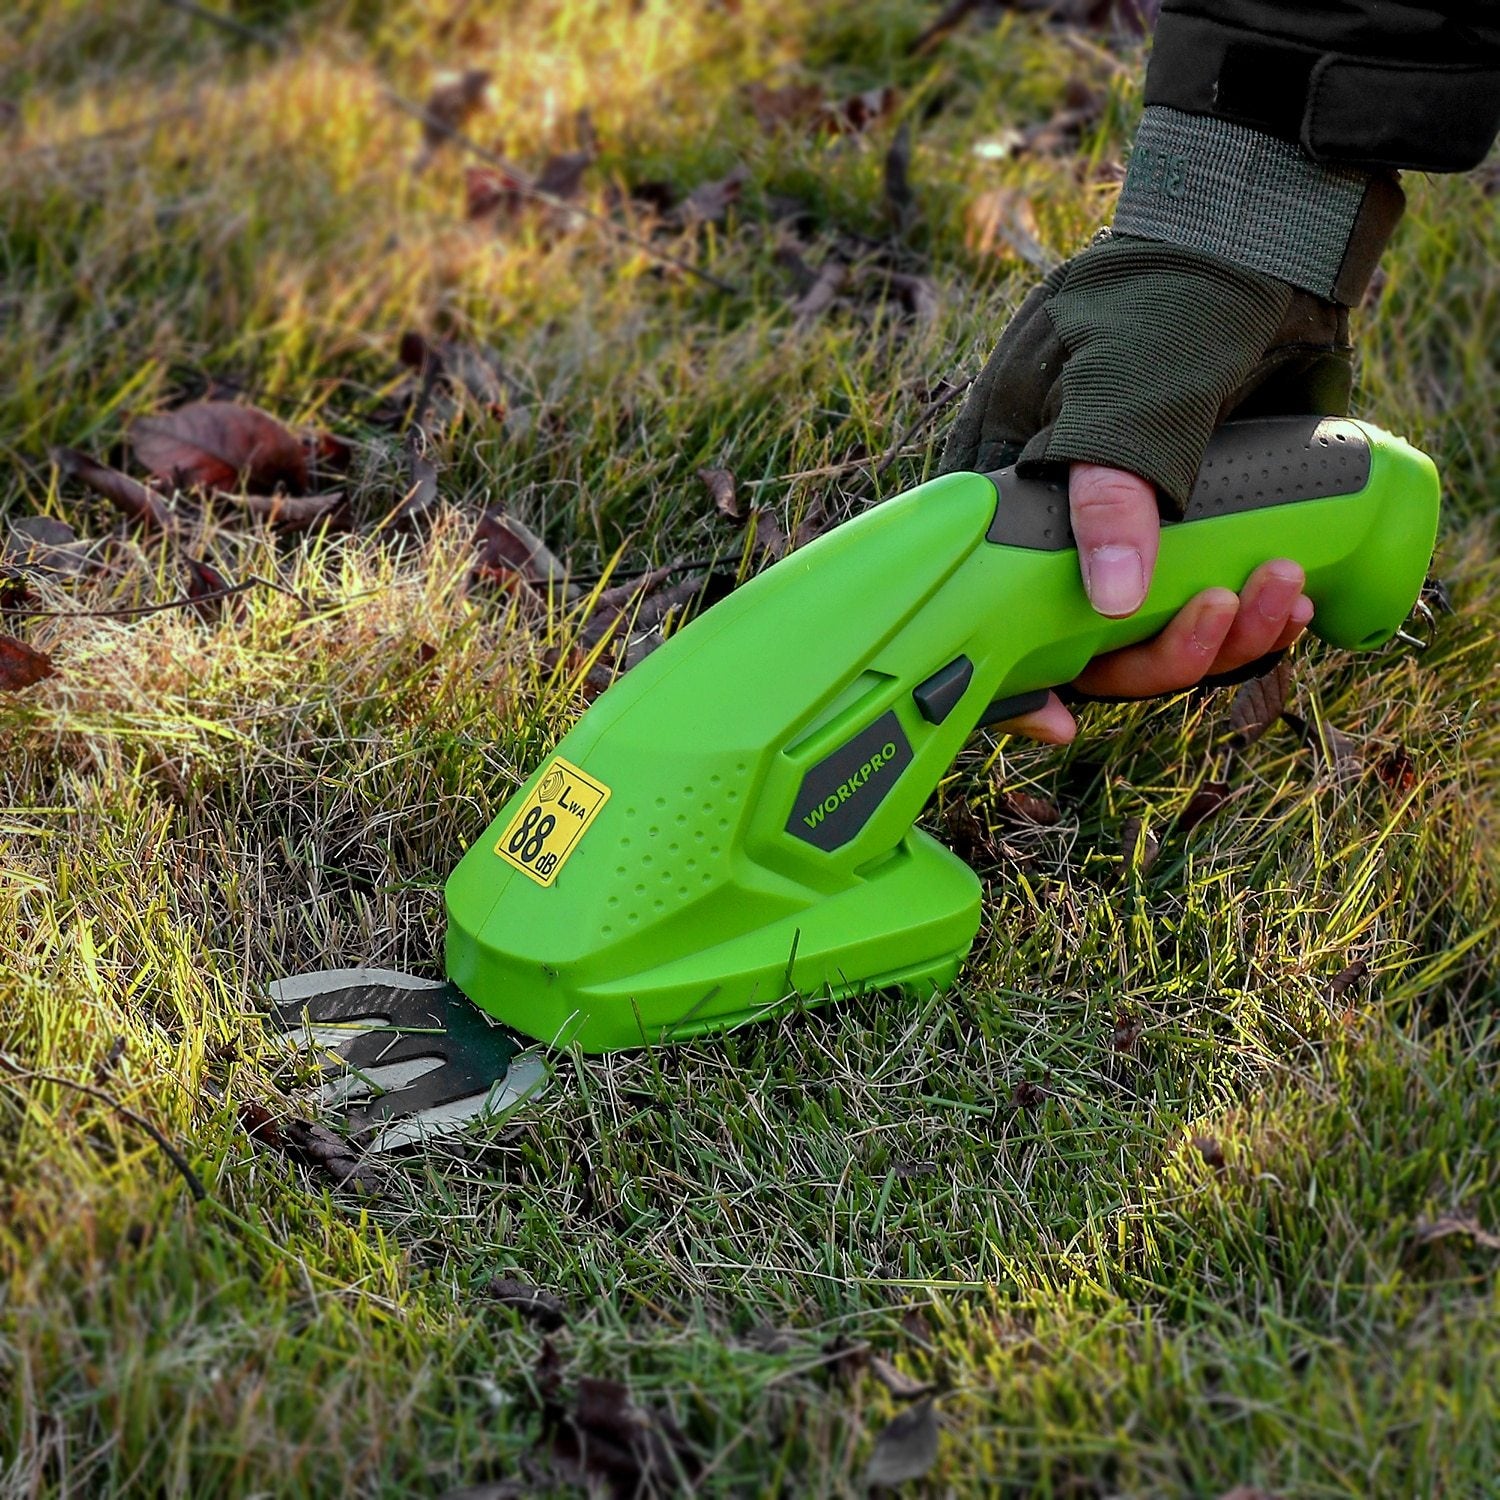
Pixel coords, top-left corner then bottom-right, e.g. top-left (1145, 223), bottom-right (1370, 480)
top-left (2, 2), bottom-right (1498, 1495)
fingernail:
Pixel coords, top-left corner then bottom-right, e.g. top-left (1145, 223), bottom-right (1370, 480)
top-left (1256, 563), bottom-right (1305, 622)
top-left (1191, 592), bottom-right (1237, 653)
top-left (1086, 545), bottom-right (1146, 616)
top-left (1290, 595), bottom-right (1315, 626)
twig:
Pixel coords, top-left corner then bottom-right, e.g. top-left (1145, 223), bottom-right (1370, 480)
top-left (844, 377), bottom-right (972, 504)
top-left (741, 447), bottom-right (928, 488)
top-left (0, 1054), bottom-right (207, 1202)
top-left (0, 576), bottom-right (292, 618)
top-left (157, 0), bottom-right (743, 296)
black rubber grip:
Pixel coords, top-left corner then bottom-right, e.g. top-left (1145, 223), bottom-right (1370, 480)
top-left (984, 415), bottom-right (1372, 551)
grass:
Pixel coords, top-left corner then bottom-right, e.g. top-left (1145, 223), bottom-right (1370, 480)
top-left (2, 1), bottom-right (1498, 1494)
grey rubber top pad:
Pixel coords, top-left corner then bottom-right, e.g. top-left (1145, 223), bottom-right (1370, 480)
top-left (984, 415), bottom-right (1372, 550)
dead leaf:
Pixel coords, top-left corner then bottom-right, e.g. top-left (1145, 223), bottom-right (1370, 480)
top-left (870, 1357), bottom-right (936, 1401)
top-left (5, 514), bottom-right (97, 579)
top-left (1375, 744), bottom-right (1417, 794)
top-left (465, 164), bottom-right (525, 220)
top-left (1191, 1134), bottom-right (1226, 1171)
top-left (391, 435), bottom-right (440, 528)
top-left (0, 634), bottom-right (55, 692)
top-left (1013, 1077), bottom-right (1047, 1109)
top-left (239, 1099), bottom-right (281, 1147)
top-left (1325, 959), bottom-right (1369, 1004)
top-left (619, 574), bottom-right (710, 670)
top-left (52, 448), bottom-right (175, 533)
top-left (132, 401), bottom-right (307, 496)
top-left (303, 429), bottom-right (353, 478)
top-left (474, 509), bottom-right (570, 594)
top-left (1112, 1014), bottom-right (1143, 1052)
top-left (579, 564), bottom-right (680, 647)
top-left (942, 800), bottom-right (1002, 867)
top-left (885, 120), bottom-right (916, 235)
top-left (183, 557), bottom-right (239, 623)
top-left (879, 270), bottom-right (940, 322)
top-left (1228, 656), bottom-right (1293, 745)
top-left (1284, 712), bottom-right (1362, 780)
top-left (1412, 1213), bottom-right (1500, 1251)
top-left (750, 508), bottom-right (790, 564)
top-left (416, 68), bottom-right (491, 168)
top-left (485, 1276), bottom-right (566, 1331)
top-left (678, 163), bottom-right (750, 226)
top-left (280, 1118), bottom-right (383, 1194)
top-left (236, 490), bottom-right (348, 531)
top-left (823, 85), bottom-right (898, 136)
top-left (697, 467), bottom-right (739, 520)
top-left (747, 81), bottom-right (825, 131)
top-left (863, 1396), bottom-right (939, 1486)
top-left (789, 258), bottom-right (848, 323)
top-left (549, 1374), bottom-right (699, 1494)
top-left (966, 187), bottom-right (1053, 270)
top-left (1000, 790), bottom-right (1060, 826)
top-left (1175, 781), bottom-right (1232, 834)
top-left (1120, 815), bottom-right (1161, 873)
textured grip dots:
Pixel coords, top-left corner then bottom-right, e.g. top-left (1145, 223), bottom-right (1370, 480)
top-left (985, 415), bottom-right (1372, 550)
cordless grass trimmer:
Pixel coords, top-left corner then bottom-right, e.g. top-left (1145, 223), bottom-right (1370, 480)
top-left (271, 415), bottom-right (1440, 1145)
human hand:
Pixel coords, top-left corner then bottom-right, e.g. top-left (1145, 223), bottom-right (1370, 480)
top-left (997, 463), bottom-right (1315, 744)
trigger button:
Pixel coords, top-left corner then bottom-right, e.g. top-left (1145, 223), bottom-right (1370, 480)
top-left (913, 656), bottom-right (974, 725)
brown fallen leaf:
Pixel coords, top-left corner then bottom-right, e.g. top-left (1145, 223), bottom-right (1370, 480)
top-left (1412, 1213), bottom-right (1500, 1251)
top-left (0, 634), bottom-right (55, 692)
top-left (1120, 814), bottom-right (1161, 874)
top-left (579, 564), bottom-right (680, 647)
top-left (549, 1374), bottom-right (699, 1494)
top-left (132, 401), bottom-right (308, 496)
top-left (484, 1276), bottom-right (566, 1331)
top-left (941, 800), bottom-right (1003, 867)
top-left (1227, 656), bottom-right (1293, 745)
top-left (870, 1356), bottom-right (937, 1401)
top-left (746, 80), bottom-right (826, 131)
top-left (183, 557), bottom-right (239, 623)
top-left (1000, 790), bottom-right (1060, 826)
top-left (880, 269), bottom-right (940, 321)
top-left (281, 1118), bottom-right (382, 1194)
top-left (1283, 712), bottom-right (1362, 780)
top-left (1325, 959), bottom-right (1369, 1004)
top-left (966, 186), bottom-right (1053, 270)
top-left (1013, 1077), bottom-right (1047, 1109)
top-left (863, 1396), bottom-right (939, 1486)
top-left (1176, 781), bottom-right (1232, 834)
top-left (236, 490), bottom-right (348, 531)
top-left (6, 515), bottom-right (96, 578)
top-left (619, 574), bottom-right (711, 670)
top-left (823, 85), bottom-right (898, 136)
top-left (678, 163), bottom-right (751, 226)
top-left (750, 508), bottom-right (790, 565)
top-left (1375, 744), bottom-right (1417, 794)
top-left (1192, 1134), bottom-right (1226, 1171)
top-left (789, 258), bottom-right (848, 324)
top-left (52, 447), bottom-right (175, 533)
top-left (416, 68), bottom-right (491, 169)
top-left (390, 435), bottom-right (440, 528)
top-left (697, 467), bottom-right (739, 521)
top-left (535, 150), bottom-right (592, 201)
top-left (1112, 1014), bottom-right (1143, 1052)
top-left (474, 508), bottom-right (571, 594)
top-left (239, 1099), bottom-right (281, 1147)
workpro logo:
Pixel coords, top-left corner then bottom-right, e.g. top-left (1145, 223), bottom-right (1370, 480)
top-left (787, 710), bottom-right (913, 852)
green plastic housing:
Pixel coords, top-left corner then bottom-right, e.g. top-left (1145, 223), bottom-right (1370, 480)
top-left (444, 417), bottom-right (1439, 1052)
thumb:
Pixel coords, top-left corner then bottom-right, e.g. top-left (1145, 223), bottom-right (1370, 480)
top-left (1068, 463), bottom-right (1160, 618)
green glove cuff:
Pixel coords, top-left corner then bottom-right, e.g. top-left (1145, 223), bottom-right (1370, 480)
top-left (1114, 106), bottom-right (1404, 306)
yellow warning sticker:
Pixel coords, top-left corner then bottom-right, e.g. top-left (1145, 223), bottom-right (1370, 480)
top-left (494, 756), bottom-right (611, 887)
